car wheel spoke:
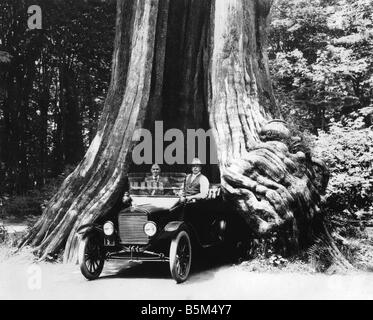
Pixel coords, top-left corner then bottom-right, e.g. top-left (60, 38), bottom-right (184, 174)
top-left (177, 260), bottom-right (182, 276)
top-left (87, 260), bottom-right (93, 272)
top-left (86, 242), bottom-right (92, 252)
top-left (180, 238), bottom-right (190, 276)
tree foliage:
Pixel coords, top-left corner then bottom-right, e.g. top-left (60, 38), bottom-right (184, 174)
top-left (312, 117), bottom-right (373, 218)
top-left (269, 0), bottom-right (373, 266)
top-left (269, 0), bottom-right (373, 132)
top-left (0, 0), bottom-right (116, 195)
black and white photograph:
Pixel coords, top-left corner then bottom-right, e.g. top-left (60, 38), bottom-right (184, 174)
top-left (0, 0), bottom-right (373, 303)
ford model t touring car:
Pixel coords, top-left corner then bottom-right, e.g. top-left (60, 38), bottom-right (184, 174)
top-left (77, 172), bottom-right (247, 283)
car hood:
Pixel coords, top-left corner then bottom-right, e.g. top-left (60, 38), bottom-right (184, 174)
top-left (131, 196), bottom-right (180, 210)
top-left (121, 196), bottom-right (180, 215)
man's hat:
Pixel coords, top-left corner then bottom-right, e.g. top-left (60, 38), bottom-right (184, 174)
top-left (191, 158), bottom-right (203, 166)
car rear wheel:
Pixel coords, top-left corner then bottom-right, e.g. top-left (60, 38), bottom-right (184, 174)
top-left (78, 233), bottom-right (105, 280)
top-left (169, 230), bottom-right (192, 283)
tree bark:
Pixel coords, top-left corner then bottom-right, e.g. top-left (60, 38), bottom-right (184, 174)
top-left (19, 0), bottom-right (160, 262)
top-left (20, 0), bottom-right (337, 264)
top-left (207, 0), bottom-right (333, 253)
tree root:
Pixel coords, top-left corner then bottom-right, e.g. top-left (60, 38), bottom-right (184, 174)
top-left (221, 140), bottom-right (324, 238)
top-left (218, 133), bottom-right (355, 272)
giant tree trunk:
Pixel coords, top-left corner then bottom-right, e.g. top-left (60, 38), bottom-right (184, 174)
top-left (20, 0), bottom-right (346, 266)
top-left (19, 0), bottom-right (159, 262)
top-left (209, 0), bottom-right (321, 246)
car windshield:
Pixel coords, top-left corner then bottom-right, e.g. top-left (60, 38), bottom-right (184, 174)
top-left (128, 172), bottom-right (186, 197)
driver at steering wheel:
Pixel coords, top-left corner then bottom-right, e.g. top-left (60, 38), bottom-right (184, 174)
top-left (145, 164), bottom-right (169, 195)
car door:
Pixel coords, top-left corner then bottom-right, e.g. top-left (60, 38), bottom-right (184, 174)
top-left (183, 198), bottom-right (225, 246)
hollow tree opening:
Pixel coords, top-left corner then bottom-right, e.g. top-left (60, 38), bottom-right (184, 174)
top-left (136, 0), bottom-right (218, 179)
top-left (19, 0), bottom-right (347, 267)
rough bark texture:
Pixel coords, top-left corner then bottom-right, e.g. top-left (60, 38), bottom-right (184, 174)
top-left (20, 0), bottom-right (348, 266)
top-left (208, 0), bottom-right (321, 248)
top-left (19, 0), bottom-right (159, 262)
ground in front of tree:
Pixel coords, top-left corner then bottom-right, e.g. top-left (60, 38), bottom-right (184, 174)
top-left (1, 245), bottom-right (373, 300)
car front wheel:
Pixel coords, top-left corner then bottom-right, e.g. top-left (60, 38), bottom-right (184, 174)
top-left (169, 230), bottom-right (192, 283)
top-left (78, 233), bottom-right (105, 280)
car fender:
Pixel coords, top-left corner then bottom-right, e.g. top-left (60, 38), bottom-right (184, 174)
top-left (159, 221), bottom-right (188, 239)
top-left (164, 221), bottom-right (184, 233)
top-left (76, 223), bottom-right (103, 239)
top-left (160, 221), bottom-right (201, 245)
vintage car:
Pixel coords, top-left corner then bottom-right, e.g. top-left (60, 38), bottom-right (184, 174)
top-left (77, 173), bottom-right (247, 283)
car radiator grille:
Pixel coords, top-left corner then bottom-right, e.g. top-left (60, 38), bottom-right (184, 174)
top-left (118, 213), bottom-right (148, 245)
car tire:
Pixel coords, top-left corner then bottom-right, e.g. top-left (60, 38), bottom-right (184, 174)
top-left (169, 230), bottom-right (192, 283)
top-left (78, 233), bottom-right (105, 280)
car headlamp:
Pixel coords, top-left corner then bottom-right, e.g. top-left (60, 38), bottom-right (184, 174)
top-left (144, 222), bottom-right (157, 237)
top-left (103, 221), bottom-right (114, 236)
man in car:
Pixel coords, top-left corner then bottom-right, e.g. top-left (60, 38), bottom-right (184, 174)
top-left (145, 164), bottom-right (169, 195)
top-left (181, 158), bottom-right (210, 202)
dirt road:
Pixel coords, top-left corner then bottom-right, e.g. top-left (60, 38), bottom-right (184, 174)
top-left (1, 258), bottom-right (373, 300)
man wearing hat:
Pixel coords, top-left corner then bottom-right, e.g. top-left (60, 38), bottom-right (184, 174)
top-left (182, 158), bottom-right (210, 201)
